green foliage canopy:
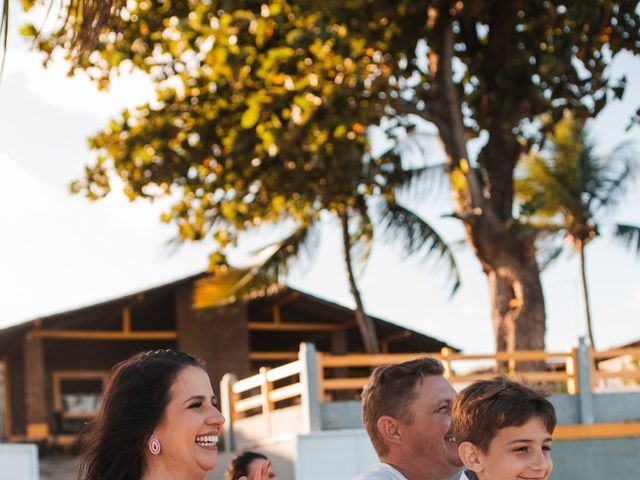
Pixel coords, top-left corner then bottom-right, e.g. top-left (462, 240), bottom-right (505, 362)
top-left (25, 0), bottom-right (459, 289)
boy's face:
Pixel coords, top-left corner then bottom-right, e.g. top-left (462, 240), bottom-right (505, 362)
top-left (463, 416), bottom-right (553, 480)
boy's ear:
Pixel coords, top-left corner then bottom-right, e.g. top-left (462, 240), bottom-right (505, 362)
top-left (377, 415), bottom-right (402, 445)
top-left (458, 442), bottom-right (484, 473)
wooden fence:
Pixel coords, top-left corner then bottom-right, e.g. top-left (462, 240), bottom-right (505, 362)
top-left (224, 342), bottom-right (640, 421)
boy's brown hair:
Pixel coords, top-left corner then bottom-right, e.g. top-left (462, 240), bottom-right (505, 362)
top-left (453, 376), bottom-right (557, 452)
top-left (361, 357), bottom-right (444, 456)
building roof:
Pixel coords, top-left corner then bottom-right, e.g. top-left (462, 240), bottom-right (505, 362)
top-left (0, 272), bottom-right (457, 354)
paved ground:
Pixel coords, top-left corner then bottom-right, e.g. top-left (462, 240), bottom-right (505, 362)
top-left (39, 452), bottom-right (234, 480)
top-left (40, 455), bottom-right (78, 480)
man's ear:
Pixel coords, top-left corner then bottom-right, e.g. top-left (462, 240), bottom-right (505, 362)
top-left (458, 442), bottom-right (484, 473)
top-left (377, 415), bottom-right (402, 445)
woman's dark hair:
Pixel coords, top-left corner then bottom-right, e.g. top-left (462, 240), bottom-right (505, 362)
top-left (78, 349), bottom-right (204, 480)
top-left (225, 451), bottom-right (268, 480)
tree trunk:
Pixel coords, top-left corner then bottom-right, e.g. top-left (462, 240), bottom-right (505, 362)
top-left (477, 224), bottom-right (546, 370)
top-left (420, 4), bottom-right (547, 357)
top-left (577, 239), bottom-right (596, 349)
top-left (339, 212), bottom-right (380, 354)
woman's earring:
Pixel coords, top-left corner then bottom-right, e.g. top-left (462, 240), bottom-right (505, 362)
top-left (148, 435), bottom-right (161, 455)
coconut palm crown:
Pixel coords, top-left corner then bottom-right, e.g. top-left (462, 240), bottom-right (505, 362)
top-left (517, 111), bottom-right (640, 349)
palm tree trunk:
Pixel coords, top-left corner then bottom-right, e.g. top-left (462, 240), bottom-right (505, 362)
top-left (577, 239), bottom-right (596, 349)
top-left (340, 212), bottom-right (380, 354)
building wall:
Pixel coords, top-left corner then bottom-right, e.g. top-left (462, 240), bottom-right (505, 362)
top-left (176, 284), bottom-right (251, 396)
top-left (7, 345), bottom-right (26, 436)
top-left (42, 339), bottom-right (176, 434)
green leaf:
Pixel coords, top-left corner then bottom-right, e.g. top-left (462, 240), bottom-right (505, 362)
top-left (241, 105), bottom-right (260, 129)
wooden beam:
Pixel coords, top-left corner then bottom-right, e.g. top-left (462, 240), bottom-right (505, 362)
top-left (122, 307), bottom-right (131, 333)
top-left (554, 422), bottom-right (640, 440)
top-left (31, 330), bottom-right (177, 341)
top-left (2, 356), bottom-right (12, 439)
top-left (248, 322), bottom-right (341, 332)
top-left (249, 352), bottom-right (299, 361)
top-left (272, 305), bottom-right (282, 324)
top-left (384, 331), bottom-right (412, 343)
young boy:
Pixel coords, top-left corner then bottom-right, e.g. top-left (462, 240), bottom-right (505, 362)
top-left (452, 376), bottom-right (556, 480)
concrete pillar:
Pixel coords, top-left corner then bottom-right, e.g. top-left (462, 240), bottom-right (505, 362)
top-left (576, 336), bottom-right (595, 424)
top-left (299, 342), bottom-right (321, 433)
top-left (176, 284), bottom-right (251, 397)
top-left (220, 373), bottom-right (237, 452)
top-left (23, 335), bottom-right (49, 440)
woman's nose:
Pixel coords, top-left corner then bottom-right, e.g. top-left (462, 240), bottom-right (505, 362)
top-left (206, 405), bottom-right (225, 425)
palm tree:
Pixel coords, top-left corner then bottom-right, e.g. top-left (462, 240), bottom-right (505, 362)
top-left (517, 112), bottom-right (640, 349)
top-left (193, 188), bottom-right (460, 355)
top-left (192, 130), bottom-right (460, 355)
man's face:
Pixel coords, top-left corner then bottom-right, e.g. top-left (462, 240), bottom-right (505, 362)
top-left (472, 416), bottom-right (553, 480)
top-left (398, 375), bottom-right (462, 479)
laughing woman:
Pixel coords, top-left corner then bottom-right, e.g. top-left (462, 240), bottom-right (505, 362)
top-left (79, 350), bottom-right (269, 480)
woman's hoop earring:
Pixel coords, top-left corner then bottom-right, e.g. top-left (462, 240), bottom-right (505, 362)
top-left (148, 435), bottom-right (161, 455)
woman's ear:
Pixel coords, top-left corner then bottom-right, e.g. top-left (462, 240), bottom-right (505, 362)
top-left (458, 442), bottom-right (483, 473)
top-left (377, 415), bottom-right (402, 445)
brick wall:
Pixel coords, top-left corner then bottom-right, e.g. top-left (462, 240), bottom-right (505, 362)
top-left (175, 284), bottom-right (251, 397)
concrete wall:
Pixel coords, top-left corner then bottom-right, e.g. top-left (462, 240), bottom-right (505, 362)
top-left (317, 393), bottom-right (640, 432)
top-left (552, 436), bottom-right (640, 478)
top-left (550, 392), bottom-right (640, 424)
top-left (291, 429), bottom-right (640, 480)
top-left (320, 401), bottom-right (362, 430)
top-left (233, 405), bottom-right (305, 449)
top-left (295, 429), bottom-right (376, 480)
top-left (0, 443), bottom-right (39, 480)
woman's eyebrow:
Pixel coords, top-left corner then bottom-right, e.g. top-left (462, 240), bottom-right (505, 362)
top-left (183, 395), bottom-right (205, 404)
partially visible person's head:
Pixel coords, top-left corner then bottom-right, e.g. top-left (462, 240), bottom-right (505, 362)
top-left (79, 349), bottom-right (225, 480)
top-left (361, 357), bottom-right (462, 480)
top-left (226, 451), bottom-right (276, 480)
top-left (453, 376), bottom-right (556, 480)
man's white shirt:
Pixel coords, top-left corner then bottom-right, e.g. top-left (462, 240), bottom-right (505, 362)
top-left (351, 462), bottom-right (408, 480)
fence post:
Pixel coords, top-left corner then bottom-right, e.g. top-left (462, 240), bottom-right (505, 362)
top-left (259, 367), bottom-right (273, 415)
top-left (440, 347), bottom-right (452, 379)
top-left (576, 336), bottom-right (595, 424)
top-left (299, 342), bottom-right (322, 433)
top-left (220, 373), bottom-right (238, 452)
top-left (566, 348), bottom-right (577, 395)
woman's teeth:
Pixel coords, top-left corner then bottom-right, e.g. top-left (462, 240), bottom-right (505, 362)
top-left (195, 435), bottom-right (218, 446)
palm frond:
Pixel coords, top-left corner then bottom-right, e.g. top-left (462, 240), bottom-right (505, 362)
top-left (613, 223), bottom-right (640, 257)
top-left (193, 222), bottom-right (318, 309)
top-left (533, 229), bottom-right (567, 272)
top-left (375, 124), bottom-right (448, 199)
top-left (590, 143), bottom-right (638, 213)
top-left (376, 199), bottom-right (461, 295)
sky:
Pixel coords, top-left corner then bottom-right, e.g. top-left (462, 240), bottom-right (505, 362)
top-left (0, 11), bottom-right (639, 356)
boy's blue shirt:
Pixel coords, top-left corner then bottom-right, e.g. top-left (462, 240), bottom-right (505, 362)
top-left (459, 470), bottom-right (478, 480)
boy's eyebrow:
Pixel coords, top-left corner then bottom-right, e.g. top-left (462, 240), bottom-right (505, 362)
top-left (507, 436), bottom-right (553, 444)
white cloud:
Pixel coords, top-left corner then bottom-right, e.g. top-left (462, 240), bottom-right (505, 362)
top-left (4, 49), bottom-right (155, 118)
